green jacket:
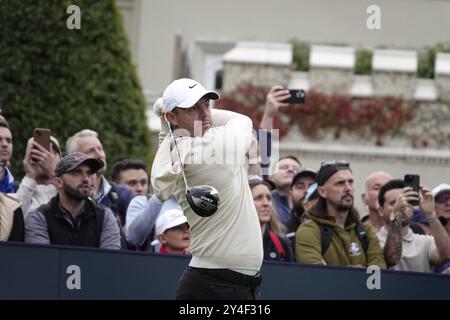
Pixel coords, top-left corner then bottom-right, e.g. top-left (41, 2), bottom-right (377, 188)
top-left (295, 212), bottom-right (386, 268)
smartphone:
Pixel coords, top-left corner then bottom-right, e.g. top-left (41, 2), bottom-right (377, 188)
top-left (282, 89), bottom-right (306, 104)
top-left (404, 174), bottom-right (420, 206)
top-left (33, 128), bottom-right (52, 152)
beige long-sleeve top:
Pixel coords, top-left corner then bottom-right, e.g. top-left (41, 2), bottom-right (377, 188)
top-left (151, 109), bottom-right (263, 275)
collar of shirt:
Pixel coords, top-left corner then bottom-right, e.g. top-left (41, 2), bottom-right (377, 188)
top-left (95, 176), bottom-right (111, 203)
top-left (380, 225), bottom-right (414, 243)
top-left (402, 228), bottom-right (414, 242)
top-left (58, 201), bottom-right (86, 227)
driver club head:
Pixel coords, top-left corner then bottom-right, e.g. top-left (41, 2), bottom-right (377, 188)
top-left (186, 185), bottom-right (220, 217)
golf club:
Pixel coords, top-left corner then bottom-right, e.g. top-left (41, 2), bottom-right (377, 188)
top-left (164, 114), bottom-right (220, 217)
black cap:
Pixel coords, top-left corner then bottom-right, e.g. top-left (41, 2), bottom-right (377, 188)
top-left (291, 169), bottom-right (316, 188)
top-left (55, 152), bottom-right (104, 177)
top-left (316, 160), bottom-right (351, 186)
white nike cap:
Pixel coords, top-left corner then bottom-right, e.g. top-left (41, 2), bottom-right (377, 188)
top-left (162, 78), bottom-right (219, 113)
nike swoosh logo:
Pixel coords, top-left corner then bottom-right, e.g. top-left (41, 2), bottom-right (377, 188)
top-left (189, 84), bottom-right (198, 89)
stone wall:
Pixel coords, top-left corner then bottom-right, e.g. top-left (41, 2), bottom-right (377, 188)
top-left (280, 100), bottom-right (450, 149)
top-left (308, 67), bottom-right (353, 95)
top-left (373, 72), bottom-right (417, 99)
top-left (222, 62), bottom-right (291, 92)
top-left (436, 75), bottom-right (450, 102)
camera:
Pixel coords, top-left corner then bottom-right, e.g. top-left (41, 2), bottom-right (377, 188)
top-left (282, 89), bottom-right (305, 104)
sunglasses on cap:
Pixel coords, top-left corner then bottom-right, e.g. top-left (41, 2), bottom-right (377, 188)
top-left (320, 160), bottom-right (349, 168)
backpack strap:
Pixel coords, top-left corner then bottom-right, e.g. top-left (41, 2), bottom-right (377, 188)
top-left (268, 230), bottom-right (286, 258)
top-left (356, 222), bottom-right (369, 258)
top-left (317, 221), bottom-right (369, 257)
top-left (316, 222), bottom-right (334, 255)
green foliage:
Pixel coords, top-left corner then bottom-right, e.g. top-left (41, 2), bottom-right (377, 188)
top-left (418, 42), bottom-right (450, 78)
top-left (0, 0), bottom-right (152, 179)
top-left (290, 39), bottom-right (310, 71)
top-left (355, 49), bottom-right (372, 75)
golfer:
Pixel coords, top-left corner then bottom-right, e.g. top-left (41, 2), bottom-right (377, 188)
top-left (151, 78), bottom-right (263, 300)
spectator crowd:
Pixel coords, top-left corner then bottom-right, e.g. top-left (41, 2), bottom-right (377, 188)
top-left (1, 80), bottom-right (449, 287)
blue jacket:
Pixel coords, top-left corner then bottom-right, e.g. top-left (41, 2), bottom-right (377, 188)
top-left (271, 191), bottom-right (291, 226)
top-left (99, 183), bottom-right (134, 226)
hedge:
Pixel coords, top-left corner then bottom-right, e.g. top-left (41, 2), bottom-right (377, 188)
top-left (0, 0), bottom-right (151, 179)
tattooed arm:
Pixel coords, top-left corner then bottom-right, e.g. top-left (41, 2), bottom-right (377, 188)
top-left (383, 214), bottom-right (403, 267)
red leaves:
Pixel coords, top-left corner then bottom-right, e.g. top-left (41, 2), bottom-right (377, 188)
top-left (215, 86), bottom-right (417, 145)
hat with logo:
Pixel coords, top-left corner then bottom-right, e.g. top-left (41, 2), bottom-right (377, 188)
top-left (432, 183), bottom-right (450, 198)
top-left (154, 209), bottom-right (188, 237)
top-left (162, 78), bottom-right (220, 113)
top-left (54, 152), bottom-right (104, 177)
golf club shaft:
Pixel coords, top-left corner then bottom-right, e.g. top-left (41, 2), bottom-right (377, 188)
top-left (165, 118), bottom-right (190, 191)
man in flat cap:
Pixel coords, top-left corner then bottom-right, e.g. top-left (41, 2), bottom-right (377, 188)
top-left (25, 152), bottom-right (121, 249)
top-left (295, 160), bottom-right (385, 268)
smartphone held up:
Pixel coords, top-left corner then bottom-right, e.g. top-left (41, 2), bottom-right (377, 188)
top-left (404, 174), bottom-right (420, 206)
top-left (281, 89), bottom-right (306, 104)
top-left (33, 128), bottom-right (52, 152)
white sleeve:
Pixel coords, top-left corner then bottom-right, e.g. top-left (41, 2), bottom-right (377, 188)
top-left (125, 194), bottom-right (163, 246)
top-left (15, 176), bottom-right (36, 216)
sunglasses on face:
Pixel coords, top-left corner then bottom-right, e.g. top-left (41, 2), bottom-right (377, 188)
top-left (436, 195), bottom-right (450, 204)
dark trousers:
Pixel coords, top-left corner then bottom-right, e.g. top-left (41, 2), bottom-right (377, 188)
top-left (176, 267), bottom-right (261, 300)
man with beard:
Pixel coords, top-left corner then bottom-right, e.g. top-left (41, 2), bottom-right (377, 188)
top-left (25, 152), bottom-right (121, 249)
top-left (295, 161), bottom-right (385, 267)
top-left (66, 130), bottom-right (134, 227)
top-left (378, 179), bottom-right (450, 272)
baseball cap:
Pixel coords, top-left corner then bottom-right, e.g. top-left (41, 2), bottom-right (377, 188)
top-left (154, 208), bottom-right (188, 237)
top-left (162, 78), bottom-right (219, 113)
top-left (316, 160), bottom-right (351, 186)
top-left (291, 169), bottom-right (316, 188)
top-left (55, 152), bottom-right (104, 177)
top-left (304, 183), bottom-right (318, 203)
top-left (50, 136), bottom-right (62, 156)
top-left (432, 183), bottom-right (450, 198)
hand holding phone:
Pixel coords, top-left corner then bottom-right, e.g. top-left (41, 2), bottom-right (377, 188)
top-left (33, 128), bottom-right (51, 152)
top-left (281, 89), bottom-right (306, 104)
top-left (404, 174), bottom-right (420, 206)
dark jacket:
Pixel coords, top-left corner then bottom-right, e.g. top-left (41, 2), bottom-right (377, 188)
top-left (100, 182), bottom-right (134, 226)
top-left (25, 195), bottom-right (120, 249)
top-left (8, 209), bottom-right (24, 241)
top-left (263, 226), bottom-right (294, 262)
